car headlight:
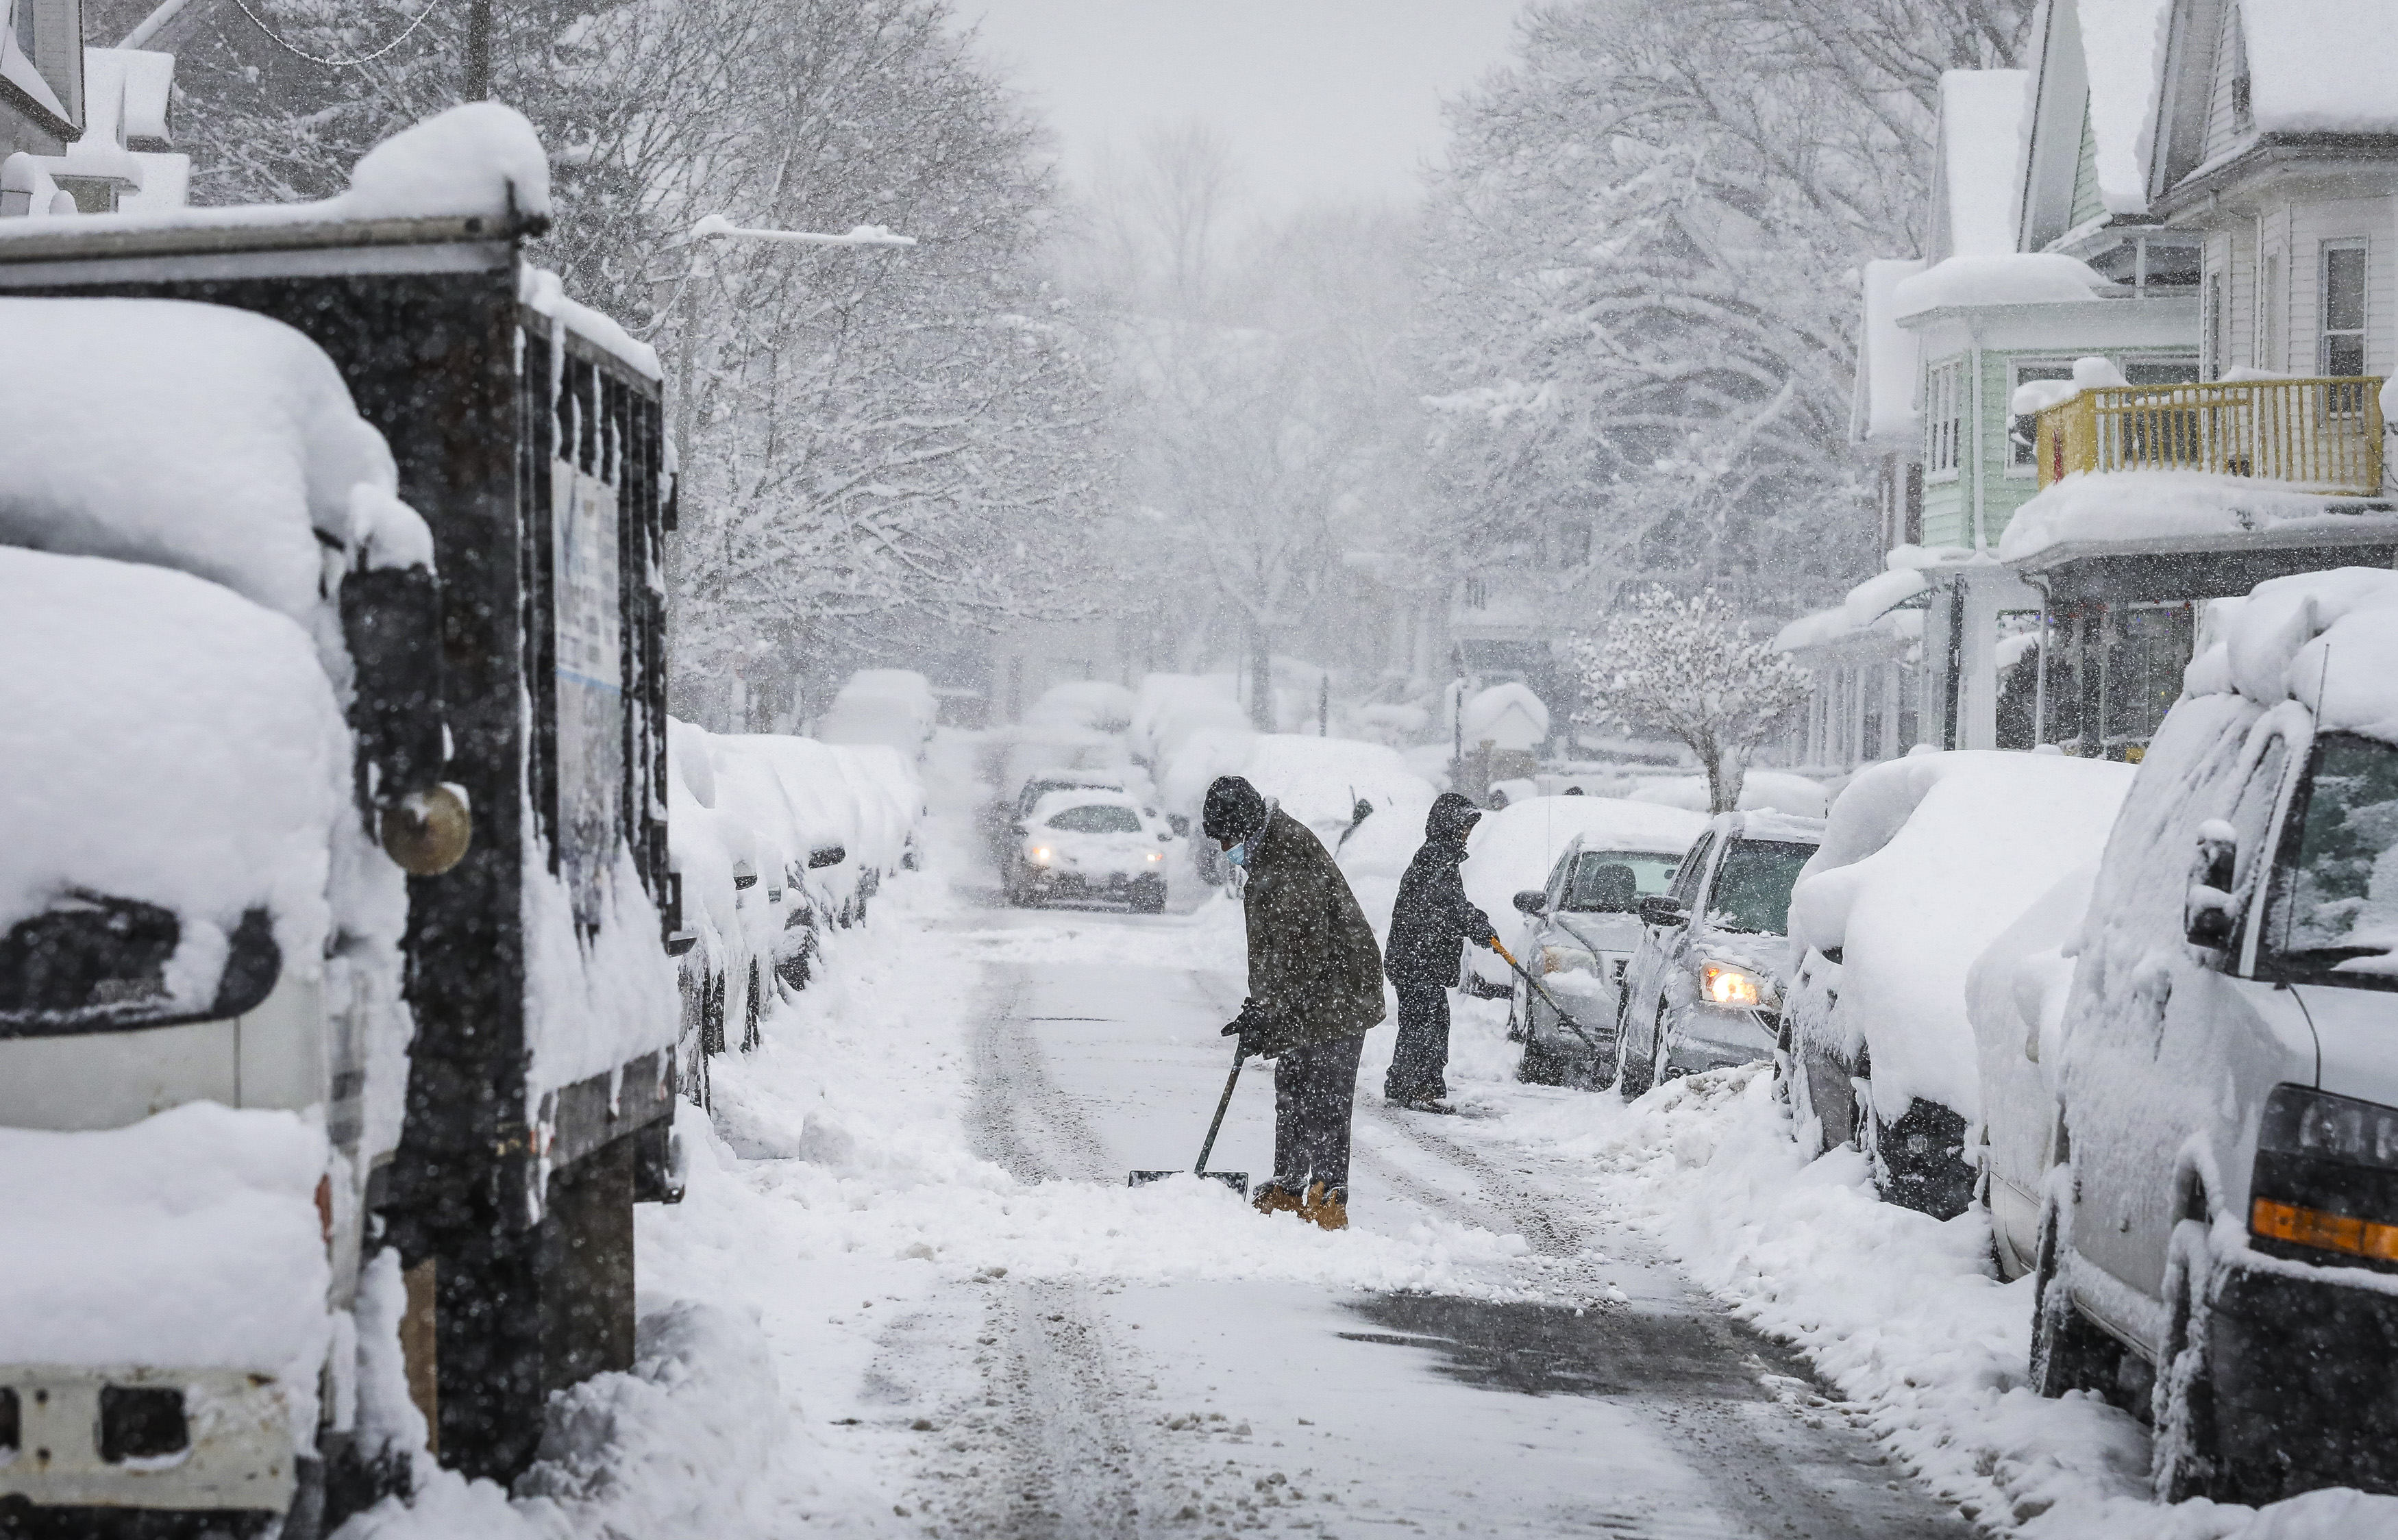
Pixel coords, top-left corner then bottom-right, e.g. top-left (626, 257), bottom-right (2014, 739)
top-left (1030, 847), bottom-right (1051, 865)
top-left (1540, 945), bottom-right (1596, 975)
top-left (1146, 851), bottom-right (1163, 862)
top-left (1699, 960), bottom-right (1773, 1008)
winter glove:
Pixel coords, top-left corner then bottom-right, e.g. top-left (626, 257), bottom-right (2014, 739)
top-left (1221, 997), bottom-right (1293, 1060)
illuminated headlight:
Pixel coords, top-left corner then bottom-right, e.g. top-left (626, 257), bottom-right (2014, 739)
top-left (1146, 851), bottom-right (1163, 862)
top-left (1030, 847), bottom-right (1052, 865)
top-left (1699, 961), bottom-right (1772, 1008)
top-left (1540, 945), bottom-right (1596, 975)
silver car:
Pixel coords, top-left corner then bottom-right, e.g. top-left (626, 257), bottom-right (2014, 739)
top-left (1613, 810), bottom-right (1822, 1098)
top-left (1509, 835), bottom-right (1688, 1087)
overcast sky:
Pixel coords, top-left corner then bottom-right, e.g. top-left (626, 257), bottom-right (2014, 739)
top-left (957, 0), bottom-right (1529, 213)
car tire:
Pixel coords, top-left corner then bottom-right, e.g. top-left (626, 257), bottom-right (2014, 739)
top-left (2153, 1217), bottom-right (2225, 1503)
top-left (1516, 1033), bottom-right (1568, 1086)
top-left (2030, 1189), bottom-right (2122, 1400)
top-left (1614, 1004), bottom-right (1657, 1101)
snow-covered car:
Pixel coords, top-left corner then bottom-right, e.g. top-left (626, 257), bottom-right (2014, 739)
top-left (1781, 752), bottom-right (2131, 1218)
top-left (2029, 570), bottom-right (2398, 1503)
top-left (1459, 797), bottom-right (1709, 1002)
top-left (1005, 789), bottom-right (1176, 911)
top-left (816, 668), bottom-right (939, 759)
top-left (1613, 810), bottom-right (1823, 1097)
top-left (1504, 823), bottom-right (1710, 1089)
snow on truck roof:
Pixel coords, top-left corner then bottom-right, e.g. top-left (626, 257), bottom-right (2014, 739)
top-left (0, 295), bottom-right (432, 646)
top-left (0, 547), bottom-right (349, 968)
top-left (2185, 567), bottom-right (2398, 741)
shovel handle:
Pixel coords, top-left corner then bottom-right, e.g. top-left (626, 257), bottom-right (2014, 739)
top-left (1490, 940), bottom-right (1607, 1052)
top-left (1194, 1043), bottom-right (1244, 1175)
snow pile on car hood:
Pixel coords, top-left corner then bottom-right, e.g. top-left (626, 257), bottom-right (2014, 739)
top-left (2184, 567), bottom-right (2398, 739)
top-left (0, 295), bottom-right (432, 657)
top-left (0, 1103), bottom-right (332, 1434)
top-left (1790, 752), bottom-right (2134, 1120)
top-left (0, 548), bottom-right (349, 986)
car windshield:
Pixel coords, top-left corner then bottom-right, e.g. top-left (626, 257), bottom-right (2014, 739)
top-left (1705, 840), bottom-right (1815, 934)
top-left (1561, 850), bottom-right (1679, 912)
top-left (2267, 732), bottom-right (2398, 982)
top-left (1048, 804), bottom-right (1142, 835)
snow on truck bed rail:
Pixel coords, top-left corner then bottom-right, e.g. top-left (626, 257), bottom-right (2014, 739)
top-left (2185, 566), bottom-right (2398, 738)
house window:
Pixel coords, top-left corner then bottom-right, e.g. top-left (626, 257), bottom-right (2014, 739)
top-left (2321, 240), bottom-right (2368, 377)
top-left (2124, 356), bottom-right (2203, 386)
top-left (2205, 273), bottom-right (2226, 379)
top-left (1463, 575), bottom-right (1487, 610)
top-left (2008, 361), bottom-right (2074, 475)
top-left (1924, 360), bottom-right (1963, 481)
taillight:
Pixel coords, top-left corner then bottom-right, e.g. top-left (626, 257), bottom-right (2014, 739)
top-left (2250, 1084), bottom-right (2398, 1269)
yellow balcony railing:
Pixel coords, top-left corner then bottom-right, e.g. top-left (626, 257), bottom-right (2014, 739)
top-left (2036, 376), bottom-right (2386, 495)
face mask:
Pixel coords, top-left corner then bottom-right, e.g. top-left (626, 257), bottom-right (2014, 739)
top-left (1226, 841), bottom-right (1250, 868)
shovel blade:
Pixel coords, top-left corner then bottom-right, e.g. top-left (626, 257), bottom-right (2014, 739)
top-left (1128, 1169), bottom-right (1250, 1200)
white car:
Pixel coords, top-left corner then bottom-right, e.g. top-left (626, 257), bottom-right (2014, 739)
top-left (1458, 796), bottom-right (1709, 1002)
top-left (1781, 751), bottom-right (2131, 1217)
top-left (1006, 789), bottom-right (1176, 912)
top-left (1506, 829), bottom-right (1701, 1087)
top-left (2027, 569), bottom-right (2398, 1504)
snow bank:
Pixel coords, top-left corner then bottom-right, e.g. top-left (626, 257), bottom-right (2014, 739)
top-left (1997, 470), bottom-right (2398, 563)
top-left (1788, 752), bottom-right (2134, 1118)
top-left (1024, 680), bottom-right (1137, 734)
top-left (0, 1103), bottom-right (332, 1428)
top-left (1629, 770), bottom-right (1829, 818)
top-left (0, 549), bottom-right (349, 987)
top-left (1894, 253), bottom-right (2108, 319)
top-left (1234, 735), bottom-right (1433, 840)
top-left (0, 297), bottom-right (432, 649)
top-left (1130, 674), bottom-right (1252, 799)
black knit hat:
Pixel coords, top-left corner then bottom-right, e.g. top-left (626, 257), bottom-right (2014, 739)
top-left (1202, 775), bottom-right (1268, 845)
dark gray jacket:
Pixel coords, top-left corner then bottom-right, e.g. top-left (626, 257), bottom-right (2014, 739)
top-left (1385, 793), bottom-right (1498, 989)
top-left (1240, 808), bottom-right (1387, 1053)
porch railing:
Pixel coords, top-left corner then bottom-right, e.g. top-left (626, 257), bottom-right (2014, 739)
top-left (2036, 376), bottom-right (2386, 496)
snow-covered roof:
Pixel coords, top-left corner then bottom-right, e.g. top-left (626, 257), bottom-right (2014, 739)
top-left (1851, 259), bottom-right (1925, 451)
top-left (2184, 567), bottom-right (2398, 737)
top-left (1931, 71), bottom-right (2034, 263)
top-left (1772, 566), bottom-right (1932, 653)
top-left (2078, 0), bottom-right (2173, 214)
top-left (1893, 252), bottom-right (2109, 320)
top-left (519, 265), bottom-right (659, 382)
top-left (1461, 681), bottom-right (1549, 751)
top-left (1997, 469), bottom-right (2398, 565)
top-left (2241, 0), bottom-right (2398, 136)
top-left (0, 101), bottom-right (550, 243)
top-left (0, 297), bottom-right (432, 643)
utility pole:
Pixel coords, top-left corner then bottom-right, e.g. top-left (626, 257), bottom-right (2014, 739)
top-left (465, 0), bottom-right (492, 99)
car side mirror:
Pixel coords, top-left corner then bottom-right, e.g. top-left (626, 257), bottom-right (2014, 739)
top-left (1512, 889), bottom-right (1546, 917)
top-left (2185, 818), bottom-right (2240, 949)
top-left (1639, 894), bottom-right (1690, 928)
top-left (731, 859), bottom-right (758, 891)
top-left (808, 845), bottom-right (846, 870)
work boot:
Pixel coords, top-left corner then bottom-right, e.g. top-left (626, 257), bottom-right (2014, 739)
top-left (1299, 1182), bottom-right (1349, 1232)
top-left (1252, 1183), bottom-right (1303, 1217)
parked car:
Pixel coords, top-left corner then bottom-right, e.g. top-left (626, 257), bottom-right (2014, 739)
top-left (1507, 828), bottom-right (1703, 1088)
top-left (1458, 797), bottom-right (1708, 1002)
top-left (1781, 752), bottom-right (2131, 1217)
top-left (816, 668), bottom-right (938, 759)
top-left (1613, 810), bottom-right (1823, 1098)
top-left (1004, 788), bottom-right (1176, 911)
top-left (2029, 569), bottom-right (2398, 1504)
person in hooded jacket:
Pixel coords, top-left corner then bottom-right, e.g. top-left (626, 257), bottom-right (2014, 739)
top-left (1382, 793), bottom-right (1500, 1112)
top-left (1202, 774), bottom-right (1385, 1231)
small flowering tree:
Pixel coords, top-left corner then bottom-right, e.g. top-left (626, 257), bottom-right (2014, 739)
top-left (1572, 586), bottom-right (1812, 814)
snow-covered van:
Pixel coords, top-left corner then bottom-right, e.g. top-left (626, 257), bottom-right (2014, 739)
top-left (2031, 569), bottom-right (2398, 1504)
top-left (0, 107), bottom-right (682, 1528)
top-left (1781, 751), bottom-right (2131, 1217)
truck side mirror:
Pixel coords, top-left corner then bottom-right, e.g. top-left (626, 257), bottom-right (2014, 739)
top-left (1512, 889), bottom-right (1546, 916)
top-left (2185, 819), bottom-right (2240, 949)
top-left (731, 858), bottom-right (758, 891)
top-left (1640, 894), bottom-right (1690, 928)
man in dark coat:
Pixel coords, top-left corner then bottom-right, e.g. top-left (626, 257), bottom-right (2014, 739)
top-left (1203, 775), bottom-right (1386, 1231)
top-left (1382, 793), bottom-right (1500, 1112)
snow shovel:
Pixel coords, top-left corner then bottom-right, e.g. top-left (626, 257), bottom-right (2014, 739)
top-left (1490, 940), bottom-right (1611, 1055)
top-left (1128, 1043), bottom-right (1250, 1198)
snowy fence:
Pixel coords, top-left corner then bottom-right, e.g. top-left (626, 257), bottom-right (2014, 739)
top-left (2036, 376), bottom-right (2385, 495)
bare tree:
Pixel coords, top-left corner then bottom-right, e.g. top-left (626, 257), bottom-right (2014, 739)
top-left (1571, 586), bottom-right (1812, 813)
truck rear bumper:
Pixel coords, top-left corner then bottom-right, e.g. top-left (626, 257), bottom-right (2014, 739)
top-left (0, 1364), bottom-right (295, 1518)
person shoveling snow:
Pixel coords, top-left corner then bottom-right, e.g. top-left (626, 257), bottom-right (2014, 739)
top-left (1382, 792), bottom-right (1501, 1113)
top-left (1203, 775), bottom-right (1386, 1231)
